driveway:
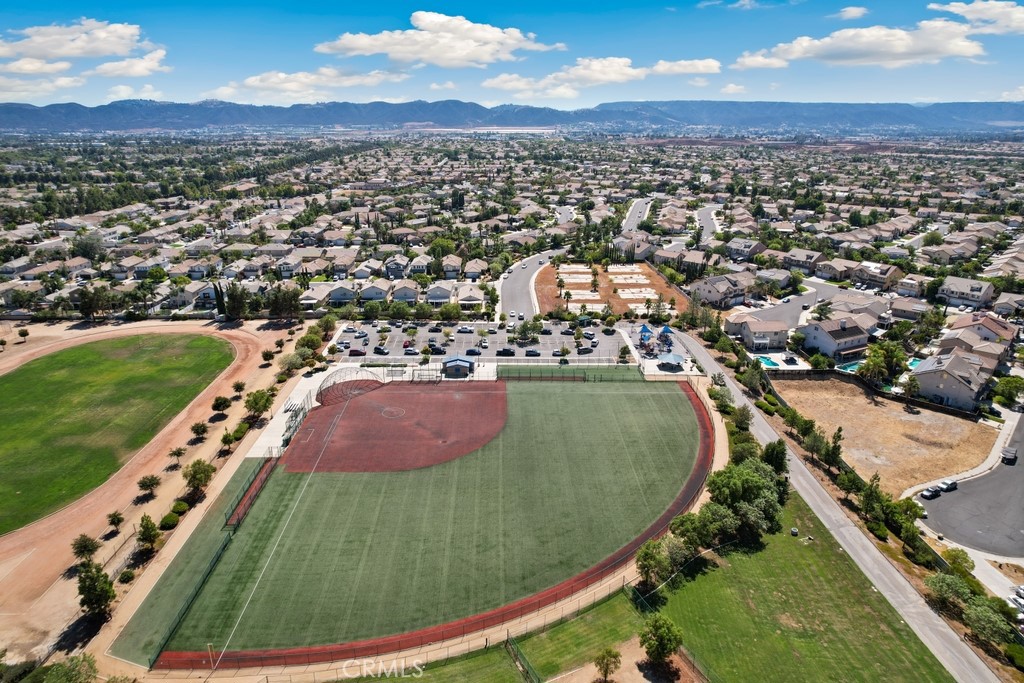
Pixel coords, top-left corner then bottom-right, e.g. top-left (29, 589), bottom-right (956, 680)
top-left (922, 418), bottom-right (1024, 557)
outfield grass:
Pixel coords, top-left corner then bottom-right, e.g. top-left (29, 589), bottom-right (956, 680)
top-left (158, 381), bottom-right (699, 654)
top-left (0, 335), bottom-right (233, 534)
top-left (518, 592), bottom-right (644, 679)
top-left (349, 648), bottom-right (521, 683)
top-left (660, 493), bottom-right (954, 683)
top-left (496, 364), bottom-right (642, 382)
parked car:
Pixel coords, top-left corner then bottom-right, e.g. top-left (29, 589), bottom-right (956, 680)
top-left (343, 325), bottom-right (357, 333)
top-left (552, 349), bottom-right (565, 356)
top-left (373, 346), bottom-right (389, 355)
top-left (525, 349), bottom-right (541, 357)
top-left (429, 325), bottom-right (442, 333)
top-left (590, 339), bottom-right (599, 348)
top-left (578, 347), bottom-right (594, 355)
top-left (404, 347), bottom-right (420, 355)
top-left (403, 340), bottom-right (412, 348)
top-left (457, 325), bottom-right (473, 333)
top-left (540, 327), bottom-right (552, 335)
top-left (496, 348), bottom-right (516, 356)
top-left (348, 348), bottom-right (366, 356)
top-left (1009, 596), bottom-right (1024, 612)
top-left (429, 344), bottom-right (445, 354)
top-left (354, 330), bottom-right (368, 338)
top-left (582, 331), bottom-right (596, 340)
top-left (1015, 585), bottom-right (1024, 600)
top-left (480, 340), bottom-right (489, 348)
top-left (919, 487), bottom-right (941, 500)
top-left (341, 340), bottom-right (351, 349)
top-left (518, 313), bottom-right (525, 320)
top-left (782, 297), bottom-right (791, 303)
top-left (487, 328), bottom-right (498, 334)
top-left (561, 329), bottom-right (575, 336)
top-left (465, 348), bottom-right (482, 356)
top-left (1002, 447), bottom-right (1017, 464)
top-left (938, 479), bottom-right (958, 492)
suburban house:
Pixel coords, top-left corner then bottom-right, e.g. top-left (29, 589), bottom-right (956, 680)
top-left (384, 255), bottom-right (409, 279)
top-left (783, 248), bottom-right (823, 274)
top-left (910, 348), bottom-right (989, 411)
top-left (993, 292), bottom-right (1024, 318)
top-left (441, 254), bottom-right (463, 280)
top-left (426, 281), bottom-right (455, 306)
top-left (739, 319), bottom-right (789, 351)
top-left (691, 271), bottom-right (756, 308)
top-left (328, 280), bottom-right (359, 305)
top-left (814, 258), bottom-right (860, 282)
top-left (937, 328), bottom-right (1010, 365)
top-left (896, 274), bottom-right (932, 298)
top-left (391, 279), bottom-right (420, 304)
top-left (725, 238), bottom-right (766, 262)
top-left (409, 254), bottom-right (432, 275)
top-left (360, 278), bottom-right (392, 301)
top-left (949, 312), bottom-right (1019, 343)
top-left (464, 258), bottom-right (488, 281)
top-left (850, 262), bottom-right (903, 291)
top-left (937, 276), bottom-right (995, 309)
top-left (796, 318), bottom-right (869, 360)
top-left (456, 283), bottom-right (485, 310)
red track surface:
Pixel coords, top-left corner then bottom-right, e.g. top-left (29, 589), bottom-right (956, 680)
top-left (154, 381), bottom-right (714, 670)
top-left (283, 382), bottom-right (508, 473)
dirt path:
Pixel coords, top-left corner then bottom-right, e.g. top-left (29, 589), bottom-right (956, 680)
top-left (0, 319), bottom-right (290, 661)
top-left (552, 636), bottom-right (702, 683)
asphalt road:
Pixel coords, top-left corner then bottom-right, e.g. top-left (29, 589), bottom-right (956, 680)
top-left (696, 204), bottom-right (721, 238)
top-left (922, 418), bottom-right (1024, 557)
top-left (499, 248), bottom-right (563, 319)
top-left (752, 280), bottom-right (844, 328)
top-left (678, 334), bottom-right (998, 683)
top-left (623, 197), bottom-right (653, 232)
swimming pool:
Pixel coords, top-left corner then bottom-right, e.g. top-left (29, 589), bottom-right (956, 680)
top-left (907, 358), bottom-right (922, 369)
top-left (756, 355), bottom-right (780, 368)
top-left (837, 361), bottom-right (862, 373)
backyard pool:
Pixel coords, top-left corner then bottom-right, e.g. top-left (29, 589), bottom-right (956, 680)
top-left (907, 358), bottom-right (922, 369)
top-left (756, 355), bottom-right (780, 368)
top-left (837, 361), bottom-right (862, 373)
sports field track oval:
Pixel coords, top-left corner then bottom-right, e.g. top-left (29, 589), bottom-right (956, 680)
top-left (0, 334), bottom-right (234, 535)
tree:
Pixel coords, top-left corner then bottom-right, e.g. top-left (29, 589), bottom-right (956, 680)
top-left (77, 562), bottom-right (115, 617)
top-left (803, 428), bottom-right (829, 462)
top-left (714, 336), bottom-right (733, 356)
top-left (275, 338), bottom-right (285, 350)
top-left (594, 648), bottom-right (622, 682)
top-left (106, 511), bottom-right (124, 533)
top-left (922, 230), bottom-right (944, 247)
top-left (168, 446), bottom-right (186, 467)
top-left (639, 613), bottom-right (685, 664)
top-left (190, 422), bottom-right (209, 439)
top-left (212, 396), bottom-right (232, 413)
top-left (942, 547), bottom-right (975, 575)
top-left (221, 431), bottom-right (236, 451)
top-left (856, 354), bottom-right (887, 386)
top-left (17, 328), bottom-right (28, 342)
top-left (821, 427), bottom-right (843, 471)
top-left (71, 534), bottom-right (101, 563)
top-left (138, 514), bottom-right (160, 549)
top-left (182, 459), bottom-right (217, 493)
top-left (261, 349), bottom-right (275, 363)
top-left (244, 389), bottom-right (274, 418)
top-left (858, 473), bottom-right (886, 522)
top-left (635, 539), bottom-right (669, 586)
top-left (924, 572), bottom-right (972, 611)
top-left (232, 380), bottom-right (246, 396)
top-left (45, 653), bottom-right (98, 683)
top-left (836, 470), bottom-right (862, 501)
top-left (812, 301), bottom-right (833, 321)
top-left (904, 374), bottom-right (921, 399)
top-left (733, 405), bottom-right (753, 431)
top-left (963, 596), bottom-right (1014, 644)
top-left (993, 375), bottom-right (1024, 403)
top-left (762, 439), bottom-right (788, 474)
top-left (137, 474), bottom-right (161, 496)
top-left (224, 282), bottom-right (250, 320)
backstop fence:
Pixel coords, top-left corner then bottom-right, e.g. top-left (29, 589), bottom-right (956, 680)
top-left (282, 391), bottom-right (314, 447)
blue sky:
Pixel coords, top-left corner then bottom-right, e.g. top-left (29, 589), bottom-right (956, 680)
top-left (1, 0), bottom-right (1023, 106)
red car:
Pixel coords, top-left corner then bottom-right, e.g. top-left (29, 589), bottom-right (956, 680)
top-left (403, 340), bottom-right (412, 348)
top-left (348, 348), bottom-right (367, 356)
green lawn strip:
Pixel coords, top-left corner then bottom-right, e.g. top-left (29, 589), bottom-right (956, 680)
top-left (167, 382), bottom-right (698, 651)
top-left (0, 335), bottom-right (233, 534)
top-left (661, 493), bottom-right (954, 683)
top-left (496, 364), bottom-right (643, 382)
top-left (518, 592), bottom-right (644, 680)
top-left (346, 647), bottom-right (521, 683)
top-left (108, 456), bottom-right (264, 666)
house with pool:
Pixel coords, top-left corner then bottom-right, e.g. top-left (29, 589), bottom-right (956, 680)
top-left (795, 317), bottom-right (869, 361)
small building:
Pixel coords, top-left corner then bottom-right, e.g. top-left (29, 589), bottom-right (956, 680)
top-left (441, 355), bottom-right (475, 379)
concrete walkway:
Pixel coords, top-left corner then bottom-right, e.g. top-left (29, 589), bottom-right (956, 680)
top-left (679, 333), bottom-right (998, 683)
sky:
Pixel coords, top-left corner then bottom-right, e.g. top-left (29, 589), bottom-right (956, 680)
top-left (1, 0), bottom-right (1024, 107)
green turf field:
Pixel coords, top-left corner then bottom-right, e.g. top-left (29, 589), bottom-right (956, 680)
top-left (660, 493), bottom-right (954, 683)
top-left (136, 381), bottom-right (698, 657)
top-left (518, 592), bottom-right (644, 679)
top-left (0, 334), bottom-right (233, 534)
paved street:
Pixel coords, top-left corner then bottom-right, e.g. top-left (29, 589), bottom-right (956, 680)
top-left (622, 197), bottom-right (653, 232)
top-left (499, 248), bottom-right (563, 318)
top-left (677, 334), bottom-right (999, 683)
top-left (923, 417), bottom-right (1024, 557)
top-left (752, 280), bottom-right (844, 328)
top-left (696, 204), bottom-right (721, 238)
top-left (555, 205), bottom-right (575, 224)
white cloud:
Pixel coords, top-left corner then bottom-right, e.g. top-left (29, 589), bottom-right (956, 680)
top-left (721, 83), bottom-right (747, 93)
top-left (834, 6), bottom-right (869, 20)
top-left (0, 75), bottom-right (85, 101)
top-left (696, 0), bottom-right (723, 7)
top-left (688, 76), bottom-right (710, 87)
top-left (314, 11), bottom-right (565, 69)
top-left (0, 18), bottom-right (147, 59)
top-left (483, 55), bottom-right (721, 99)
top-left (930, 0), bottom-right (1024, 34)
top-left (731, 18), bottom-right (985, 69)
top-left (730, 0), bottom-right (762, 8)
top-left (1001, 84), bottom-right (1024, 100)
top-left (207, 67), bottom-right (410, 104)
top-left (0, 58), bottom-right (71, 74)
top-left (105, 83), bottom-right (162, 101)
top-left (429, 80), bottom-right (457, 90)
top-left (87, 49), bottom-right (171, 78)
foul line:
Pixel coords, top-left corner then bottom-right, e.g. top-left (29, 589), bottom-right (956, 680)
top-left (209, 399), bottom-right (350, 673)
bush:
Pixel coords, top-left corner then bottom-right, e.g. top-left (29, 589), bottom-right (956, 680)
top-left (1005, 643), bottom-right (1024, 671)
top-left (723, 359), bottom-right (738, 369)
top-left (232, 422), bottom-right (250, 440)
top-left (118, 569), bottom-right (135, 584)
top-left (276, 373), bottom-right (289, 383)
top-left (159, 513), bottom-right (180, 530)
top-left (764, 393), bottom-right (779, 406)
top-left (753, 400), bottom-right (776, 416)
top-left (866, 520), bottom-right (889, 541)
top-left (171, 500), bottom-right (189, 515)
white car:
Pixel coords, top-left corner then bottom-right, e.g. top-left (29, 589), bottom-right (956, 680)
top-left (522, 263), bottom-right (528, 269)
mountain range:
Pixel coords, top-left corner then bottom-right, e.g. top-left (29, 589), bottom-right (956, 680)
top-left (1, 99), bottom-right (1023, 134)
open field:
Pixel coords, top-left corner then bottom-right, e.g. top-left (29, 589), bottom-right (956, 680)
top-left (350, 648), bottom-right (521, 683)
top-left (120, 380), bottom-right (701, 663)
top-left (536, 262), bottom-right (685, 316)
top-left (773, 377), bottom-right (996, 494)
top-left (0, 334), bottom-right (233, 534)
top-left (660, 493), bottom-right (954, 683)
top-left (518, 592), bottom-right (644, 680)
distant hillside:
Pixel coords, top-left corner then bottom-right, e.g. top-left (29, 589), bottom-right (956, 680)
top-left (1, 98), bottom-right (1022, 134)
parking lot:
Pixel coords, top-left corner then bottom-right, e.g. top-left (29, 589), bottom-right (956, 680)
top-left (329, 320), bottom-right (627, 362)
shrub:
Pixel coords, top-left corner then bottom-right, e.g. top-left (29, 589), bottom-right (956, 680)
top-left (723, 359), bottom-right (738, 369)
top-left (118, 569), bottom-right (135, 584)
top-left (276, 373), bottom-right (289, 383)
top-left (753, 400), bottom-right (776, 416)
top-left (1005, 644), bottom-right (1024, 671)
top-left (866, 520), bottom-right (889, 541)
top-left (171, 501), bottom-right (189, 515)
top-left (232, 422), bottom-right (250, 440)
top-left (159, 513), bottom-right (180, 530)
top-left (764, 393), bottom-right (779, 406)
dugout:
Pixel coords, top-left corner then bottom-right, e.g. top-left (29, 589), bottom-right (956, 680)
top-left (441, 355), bottom-right (475, 378)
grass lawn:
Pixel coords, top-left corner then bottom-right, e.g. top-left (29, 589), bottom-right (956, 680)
top-left (518, 592), bottom-right (644, 680)
top-left (496, 364), bottom-right (642, 382)
top-left (349, 648), bottom-right (521, 683)
top-left (660, 493), bottom-right (954, 683)
top-left (159, 381), bottom-right (699, 653)
top-left (0, 334), bottom-right (233, 534)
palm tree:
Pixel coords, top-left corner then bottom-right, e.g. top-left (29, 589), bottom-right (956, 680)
top-left (904, 374), bottom-right (921, 399)
top-left (857, 355), bottom-right (887, 386)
